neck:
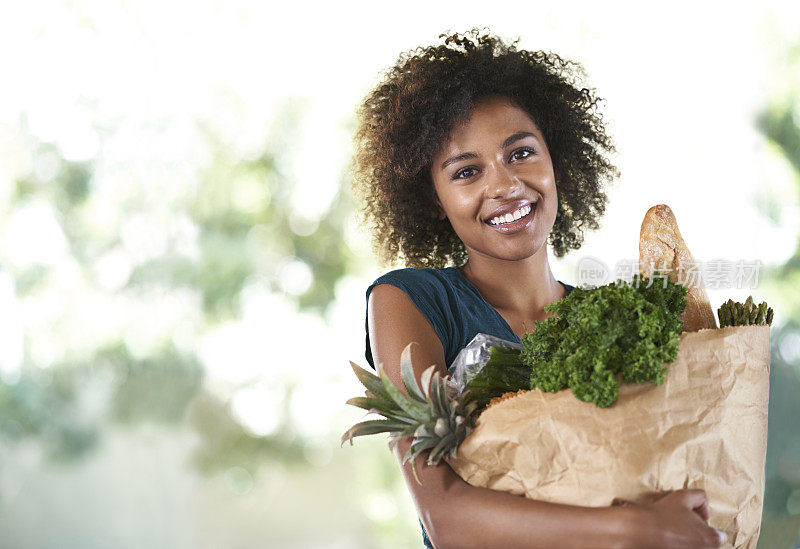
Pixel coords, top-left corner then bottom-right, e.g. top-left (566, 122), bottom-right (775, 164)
top-left (458, 245), bottom-right (562, 317)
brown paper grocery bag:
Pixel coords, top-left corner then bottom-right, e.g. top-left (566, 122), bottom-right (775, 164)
top-left (446, 325), bottom-right (770, 549)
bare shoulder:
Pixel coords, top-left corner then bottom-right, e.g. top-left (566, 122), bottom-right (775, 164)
top-left (368, 283), bottom-right (446, 389)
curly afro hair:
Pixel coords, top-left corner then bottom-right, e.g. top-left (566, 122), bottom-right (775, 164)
top-left (351, 28), bottom-right (618, 268)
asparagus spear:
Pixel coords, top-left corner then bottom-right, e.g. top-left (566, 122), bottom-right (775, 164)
top-left (717, 297), bottom-right (773, 327)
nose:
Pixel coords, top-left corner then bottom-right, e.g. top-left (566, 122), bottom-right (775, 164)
top-left (484, 164), bottom-right (520, 199)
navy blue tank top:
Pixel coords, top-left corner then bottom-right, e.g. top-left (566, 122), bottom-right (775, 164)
top-left (363, 266), bottom-right (574, 547)
top-left (365, 266), bottom-right (574, 370)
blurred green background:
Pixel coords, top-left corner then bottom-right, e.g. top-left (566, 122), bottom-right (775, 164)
top-left (0, 1), bottom-right (798, 548)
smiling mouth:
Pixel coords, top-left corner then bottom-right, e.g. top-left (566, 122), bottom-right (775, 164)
top-left (483, 202), bottom-right (537, 235)
top-left (486, 202), bottom-right (536, 226)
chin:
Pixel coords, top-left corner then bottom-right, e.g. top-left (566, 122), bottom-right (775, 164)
top-left (474, 240), bottom-right (547, 262)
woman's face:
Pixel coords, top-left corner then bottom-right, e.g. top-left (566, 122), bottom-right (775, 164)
top-left (429, 96), bottom-right (558, 263)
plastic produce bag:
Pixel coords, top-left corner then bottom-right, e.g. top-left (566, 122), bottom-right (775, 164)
top-left (446, 333), bottom-right (520, 397)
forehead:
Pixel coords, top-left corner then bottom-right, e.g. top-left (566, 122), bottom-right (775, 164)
top-left (439, 97), bottom-right (540, 154)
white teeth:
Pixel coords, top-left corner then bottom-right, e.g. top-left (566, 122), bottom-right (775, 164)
top-left (488, 203), bottom-right (534, 226)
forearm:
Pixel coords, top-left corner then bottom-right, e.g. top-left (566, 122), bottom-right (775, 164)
top-left (448, 482), bottom-right (636, 549)
top-left (391, 436), bottom-right (638, 549)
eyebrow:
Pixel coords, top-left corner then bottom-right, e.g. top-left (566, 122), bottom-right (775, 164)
top-left (439, 131), bottom-right (537, 170)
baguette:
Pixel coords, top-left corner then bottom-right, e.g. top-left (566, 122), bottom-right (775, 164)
top-left (639, 204), bottom-right (717, 332)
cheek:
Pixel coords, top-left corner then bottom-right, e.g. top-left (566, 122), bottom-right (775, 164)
top-left (542, 195), bottom-right (560, 231)
top-left (438, 189), bottom-right (479, 218)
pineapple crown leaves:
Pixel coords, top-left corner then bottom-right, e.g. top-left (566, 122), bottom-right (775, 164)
top-left (340, 346), bottom-right (434, 448)
top-left (341, 343), bottom-right (479, 485)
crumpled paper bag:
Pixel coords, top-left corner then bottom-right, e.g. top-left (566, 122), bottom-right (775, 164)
top-left (445, 325), bottom-right (770, 548)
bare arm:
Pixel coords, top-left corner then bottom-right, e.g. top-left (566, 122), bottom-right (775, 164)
top-left (368, 283), bottom-right (726, 549)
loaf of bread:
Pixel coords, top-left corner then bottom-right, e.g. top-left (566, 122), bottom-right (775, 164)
top-left (639, 204), bottom-right (717, 332)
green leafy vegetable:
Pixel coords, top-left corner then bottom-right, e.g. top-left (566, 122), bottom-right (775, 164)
top-left (462, 345), bottom-right (530, 409)
top-left (520, 273), bottom-right (687, 408)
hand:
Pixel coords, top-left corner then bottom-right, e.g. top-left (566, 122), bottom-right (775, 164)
top-left (629, 489), bottom-right (727, 548)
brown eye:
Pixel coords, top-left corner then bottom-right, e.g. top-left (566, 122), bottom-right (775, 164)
top-left (452, 167), bottom-right (478, 180)
top-left (510, 147), bottom-right (535, 161)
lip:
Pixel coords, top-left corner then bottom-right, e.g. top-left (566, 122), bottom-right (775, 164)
top-left (483, 199), bottom-right (537, 223)
top-left (486, 201), bottom-right (537, 235)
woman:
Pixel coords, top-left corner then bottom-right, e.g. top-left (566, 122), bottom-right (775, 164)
top-left (351, 29), bottom-right (726, 549)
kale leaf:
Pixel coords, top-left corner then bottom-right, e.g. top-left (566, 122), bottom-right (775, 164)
top-left (521, 273), bottom-right (687, 408)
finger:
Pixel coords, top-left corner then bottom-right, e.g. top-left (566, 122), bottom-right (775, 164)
top-left (693, 498), bottom-right (711, 522)
top-left (705, 527), bottom-right (727, 547)
top-left (678, 488), bottom-right (708, 510)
